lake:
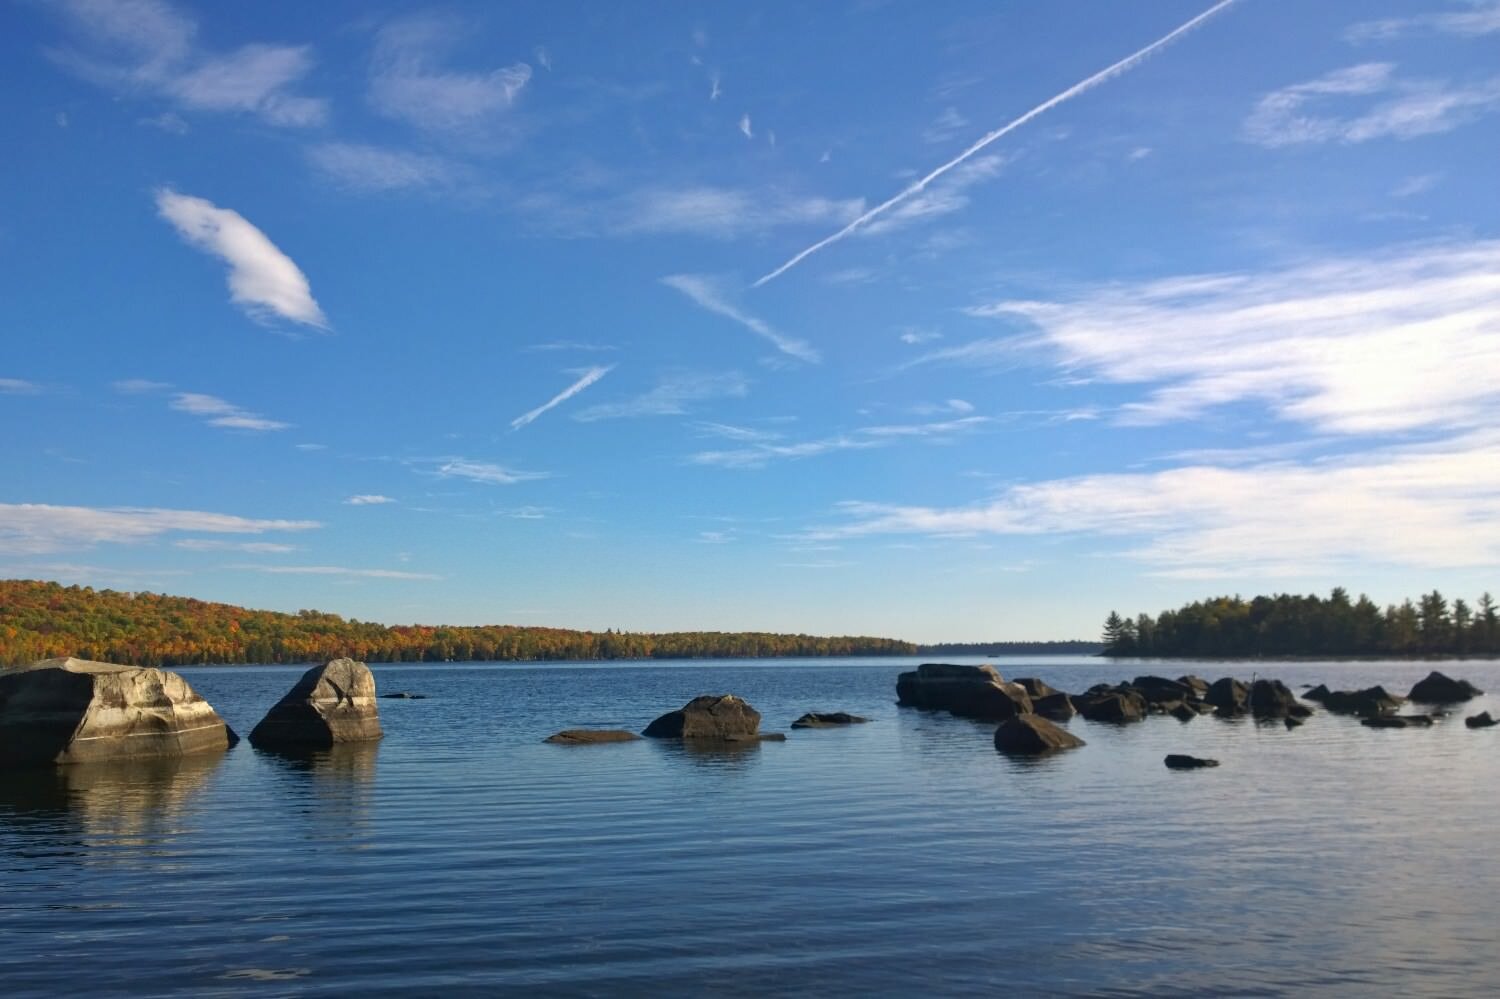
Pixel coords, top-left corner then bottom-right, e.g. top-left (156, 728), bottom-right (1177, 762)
top-left (2, 656), bottom-right (1497, 997)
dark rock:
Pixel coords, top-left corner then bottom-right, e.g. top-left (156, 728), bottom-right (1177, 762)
top-left (1177, 675), bottom-right (1210, 697)
top-left (1250, 678), bottom-right (1313, 720)
top-left (895, 663), bottom-right (1033, 720)
top-left (1205, 678), bottom-right (1248, 713)
top-left (544, 729), bottom-right (641, 745)
top-left (1165, 754), bottom-right (1219, 769)
top-left (643, 694), bottom-right (765, 740)
top-left (1465, 711), bottom-right (1497, 729)
top-left (1170, 702), bottom-right (1197, 722)
top-left (1407, 671), bottom-right (1483, 704)
top-left (994, 714), bottom-right (1085, 755)
top-left (1131, 675), bottom-right (1195, 705)
top-left (249, 658), bottom-right (384, 750)
top-left (1032, 692), bottom-right (1076, 721)
top-left (791, 712), bottom-right (870, 728)
top-left (0, 657), bottom-right (237, 765)
top-left (1321, 685), bottom-right (1405, 717)
top-left (1014, 677), bottom-right (1060, 700)
top-left (1284, 716), bottom-right (1304, 729)
top-left (1303, 684), bottom-right (1331, 703)
top-left (1075, 688), bottom-right (1147, 724)
top-left (1361, 714), bottom-right (1435, 729)
top-left (380, 692), bottom-right (427, 700)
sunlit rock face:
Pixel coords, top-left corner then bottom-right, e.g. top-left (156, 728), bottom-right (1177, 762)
top-left (249, 658), bottom-right (384, 750)
top-left (0, 657), bottom-right (236, 765)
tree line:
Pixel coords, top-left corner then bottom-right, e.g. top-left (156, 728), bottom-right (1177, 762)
top-left (918, 641), bottom-right (1102, 655)
top-left (1102, 588), bottom-right (1500, 658)
top-left (0, 580), bottom-right (917, 667)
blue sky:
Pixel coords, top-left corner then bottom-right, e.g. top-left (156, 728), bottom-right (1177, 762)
top-left (3, 0), bottom-right (1499, 642)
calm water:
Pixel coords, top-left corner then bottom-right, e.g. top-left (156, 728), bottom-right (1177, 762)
top-left (2, 656), bottom-right (1498, 997)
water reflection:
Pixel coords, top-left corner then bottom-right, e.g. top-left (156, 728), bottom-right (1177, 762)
top-left (257, 742), bottom-right (379, 842)
top-left (647, 738), bottom-right (766, 771)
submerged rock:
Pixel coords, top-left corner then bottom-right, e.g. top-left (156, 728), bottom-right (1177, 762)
top-left (1320, 685), bottom-right (1405, 717)
top-left (1361, 715), bottom-right (1435, 729)
top-left (1170, 702), bottom-right (1198, 722)
top-left (895, 663), bottom-right (1033, 720)
top-left (1284, 716), bottom-right (1305, 730)
top-left (1407, 671), bottom-right (1483, 704)
top-left (1165, 754), bottom-right (1219, 769)
top-left (643, 694), bottom-right (769, 741)
top-left (1465, 712), bottom-right (1497, 729)
top-left (790, 712), bottom-right (870, 729)
top-left (994, 714), bottom-right (1085, 755)
top-left (0, 658), bottom-right (237, 766)
top-left (249, 658), bottom-right (383, 750)
top-left (544, 729), bottom-right (641, 745)
top-left (1033, 692), bottom-right (1077, 721)
top-left (380, 692), bottom-right (427, 700)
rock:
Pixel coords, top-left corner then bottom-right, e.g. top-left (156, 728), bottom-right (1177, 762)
top-left (1177, 675), bottom-right (1210, 697)
top-left (895, 663), bottom-right (1034, 720)
top-left (0, 658), bottom-right (237, 766)
top-left (1321, 685), bottom-right (1405, 717)
top-left (544, 729), bottom-right (641, 745)
top-left (1303, 684), bottom-right (1331, 703)
top-left (1250, 678), bottom-right (1313, 720)
top-left (249, 658), bottom-right (383, 750)
top-left (1131, 675), bottom-right (1196, 705)
top-left (1032, 692), bottom-right (1076, 721)
top-left (1170, 702), bottom-right (1197, 722)
top-left (994, 714), bottom-right (1085, 755)
top-left (1165, 754), bottom-right (1219, 769)
top-left (643, 694), bottom-right (766, 740)
top-left (380, 692), bottom-right (427, 700)
top-left (1205, 678), bottom-right (1248, 714)
top-left (1361, 715), bottom-right (1435, 729)
top-left (1014, 677), bottom-right (1060, 700)
top-left (1407, 671), bottom-right (1484, 704)
top-left (1075, 688), bottom-right (1146, 724)
top-left (1465, 711), bottom-right (1497, 729)
top-left (790, 712), bottom-right (870, 729)
top-left (1284, 716), bottom-right (1304, 729)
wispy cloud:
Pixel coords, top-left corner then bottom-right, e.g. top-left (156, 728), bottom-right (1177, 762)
top-left (690, 436), bottom-right (880, 470)
top-left (155, 189), bottom-right (328, 329)
top-left (169, 392), bottom-right (290, 432)
top-left (689, 413), bottom-right (993, 469)
top-left (345, 495), bottom-right (395, 506)
top-left (0, 503), bottom-right (318, 555)
top-left (798, 431), bottom-right (1500, 576)
top-left (1346, 2), bottom-right (1500, 44)
top-left (432, 459), bottom-right (549, 485)
top-left (956, 240), bottom-right (1500, 435)
top-left (369, 14), bottom-right (531, 132)
top-left (229, 564), bottom-right (441, 580)
top-left (692, 422), bottom-right (783, 443)
top-left (738, 113), bottom-right (752, 139)
top-left (752, 0), bottom-right (1238, 285)
top-left (524, 341), bottom-right (619, 353)
top-left (1243, 63), bottom-right (1500, 147)
top-left (1390, 172), bottom-right (1443, 198)
top-left (615, 188), bottom-right (864, 240)
top-left (923, 106), bottom-right (969, 144)
top-left (46, 0), bottom-right (326, 126)
top-left (662, 274), bottom-right (819, 362)
top-left (0, 378), bottom-right (43, 395)
top-left (174, 539), bottom-right (298, 553)
top-left (574, 371), bottom-right (748, 421)
top-left (112, 378), bottom-right (171, 394)
top-left (308, 142), bottom-right (464, 193)
top-left (511, 365), bottom-right (614, 429)
top-left (858, 155), bottom-right (1007, 236)
top-left (899, 328), bottom-right (942, 345)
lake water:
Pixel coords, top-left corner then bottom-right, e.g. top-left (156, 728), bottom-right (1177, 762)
top-left (2, 656), bottom-right (1498, 997)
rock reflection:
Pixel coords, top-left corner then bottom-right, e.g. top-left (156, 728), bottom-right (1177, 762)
top-left (648, 738), bottom-right (766, 771)
top-left (257, 742), bottom-right (379, 842)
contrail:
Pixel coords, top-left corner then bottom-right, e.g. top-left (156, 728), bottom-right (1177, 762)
top-left (511, 365), bottom-right (614, 429)
top-left (753, 0), bottom-right (1238, 288)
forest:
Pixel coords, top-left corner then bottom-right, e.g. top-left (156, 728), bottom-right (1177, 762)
top-left (918, 640), bottom-right (1101, 655)
top-left (0, 580), bottom-right (916, 667)
top-left (1102, 588), bottom-right (1500, 658)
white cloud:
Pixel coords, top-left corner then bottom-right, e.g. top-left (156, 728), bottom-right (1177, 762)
top-left (691, 436), bottom-right (880, 470)
top-left (0, 503), bottom-right (319, 555)
top-left (955, 240), bottom-right (1500, 435)
top-left (574, 372), bottom-right (748, 421)
top-left (899, 328), bottom-right (942, 345)
top-left (861, 416), bottom-right (992, 438)
top-left (229, 564), bottom-right (441, 580)
top-left (739, 113), bottom-right (752, 139)
top-left (692, 422), bottom-right (783, 443)
top-left (369, 14), bottom-right (531, 132)
top-left (1346, 2), bottom-right (1500, 43)
top-left (308, 143), bottom-right (462, 193)
top-left (662, 274), bottom-right (819, 363)
top-left (169, 392), bottom-right (290, 432)
top-left (615, 187), bottom-right (864, 239)
top-left (799, 431), bottom-right (1500, 576)
top-left (923, 107), bottom-right (969, 144)
top-left (345, 495), bottom-right (396, 506)
top-left (47, 0), bottom-right (326, 126)
top-left (1243, 63), bottom-right (1500, 147)
top-left (511, 365), bottom-right (614, 429)
top-left (524, 341), bottom-right (619, 353)
top-left (156, 189), bottom-right (328, 329)
top-left (859, 155), bottom-right (1006, 236)
top-left (112, 378), bottom-right (171, 394)
top-left (1, 378), bottom-right (42, 395)
top-left (433, 459), bottom-right (549, 485)
top-left (689, 413), bottom-right (992, 469)
top-left (173, 539), bottom-right (298, 553)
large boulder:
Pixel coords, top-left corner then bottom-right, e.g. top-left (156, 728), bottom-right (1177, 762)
top-left (1321, 685), bottom-right (1404, 717)
top-left (1249, 679), bottom-right (1312, 720)
top-left (1407, 671), bottom-right (1483, 704)
top-left (1033, 692), bottom-right (1077, 721)
top-left (1014, 677), bottom-right (1060, 700)
top-left (994, 715), bottom-right (1085, 755)
top-left (1177, 675), bottom-right (1210, 697)
top-left (1074, 687), bottom-right (1146, 723)
top-left (1131, 676), bottom-right (1196, 706)
top-left (895, 663), bottom-right (1033, 720)
top-left (1205, 678), bottom-right (1248, 715)
top-left (0, 658), bottom-right (236, 765)
top-left (249, 658), bottom-right (383, 749)
top-left (643, 694), bottom-right (766, 740)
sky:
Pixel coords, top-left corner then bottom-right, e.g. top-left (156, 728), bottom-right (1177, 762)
top-left (2, 0), bottom-right (1499, 642)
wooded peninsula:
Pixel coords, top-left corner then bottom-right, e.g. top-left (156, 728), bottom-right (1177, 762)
top-left (1103, 589), bottom-right (1500, 658)
top-left (0, 580), bottom-right (916, 667)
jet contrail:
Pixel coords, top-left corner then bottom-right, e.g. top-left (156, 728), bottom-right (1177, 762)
top-left (753, 0), bottom-right (1238, 288)
top-left (511, 365), bottom-right (614, 429)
